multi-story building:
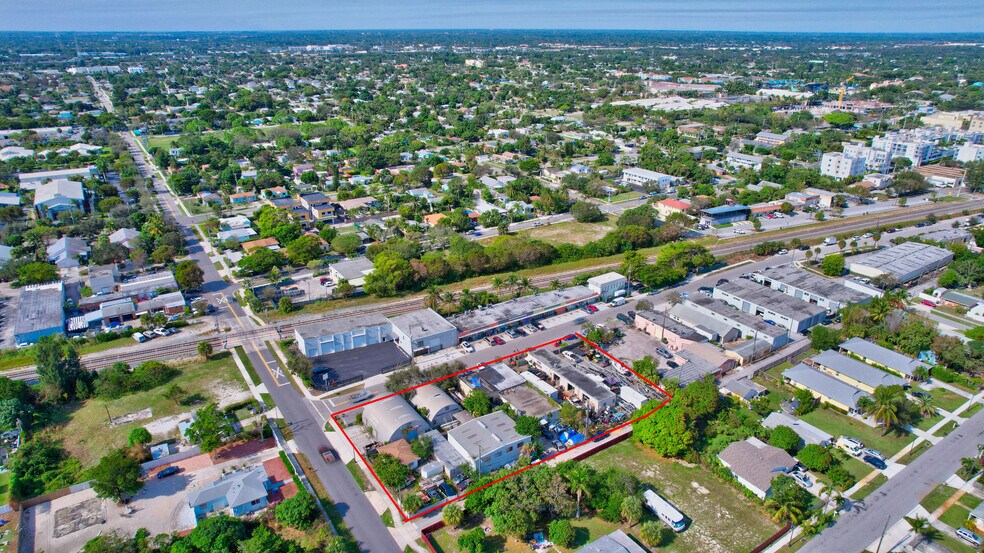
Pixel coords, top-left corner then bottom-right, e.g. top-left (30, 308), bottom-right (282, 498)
top-left (621, 167), bottom-right (677, 189)
top-left (820, 152), bottom-right (866, 179)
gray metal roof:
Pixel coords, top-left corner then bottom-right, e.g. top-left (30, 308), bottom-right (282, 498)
top-left (187, 465), bottom-right (268, 510)
top-left (328, 256), bottom-right (375, 282)
top-left (715, 279), bottom-right (826, 320)
top-left (762, 412), bottom-right (833, 446)
top-left (838, 337), bottom-right (930, 377)
top-left (362, 395), bottom-right (430, 443)
top-left (718, 437), bottom-right (796, 496)
top-left (575, 529), bottom-right (647, 553)
top-left (13, 281), bottom-right (64, 337)
top-left (756, 266), bottom-right (870, 306)
top-left (411, 384), bottom-right (461, 422)
top-left (637, 310), bottom-right (705, 341)
top-left (782, 363), bottom-right (870, 409)
top-left (684, 296), bottom-right (785, 338)
top-left (448, 286), bottom-right (597, 335)
top-left (390, 308), bottom-right (456, 339)
top-left (294, 312), bottom-right (389, 340)
top-left (500, 385), bottom-right (558, 419)
top-left (447, 411), bottom-right (526, 460)
top-left (811, 350), bottom-right (906, 389)
top-left (528, 349), bottom-right (615, 404)
top-left (848, 242), bottom-right (953, 281)
top-left (423, 429), bottom-right (468, 473)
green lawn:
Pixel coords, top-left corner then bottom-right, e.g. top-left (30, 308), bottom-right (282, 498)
top-left (0, 471), bottom-right (10, 506)
top-left (584, 440), bottom-right (781, 553)
top-left (40, 352), bottom-right (248, 467)
top-left (940, 504), bottom-right (971, 529)
top-left (936, 533), bottom-right (978, 553)
top-left (934, 421), bottom-right (959, 438)
top-left (609, 191), bottom-right (645, 203)
top-left (921, 484), bottom-right (959, 513)
top-left (926, 387), bottom-right (971, 413)
top-left (799, 407), bottom-right (912, 457)
top-left (898, 441), bottom-right (932, 465)
top-left (831, 449), bottom-right (874, 483)
top-left (146, 135), bottom-right (179, 150)
top-left (346, 460), bottom-right (369, 491)
top-left (961, 495), bottom-right (983, 511)
top-left (851, 474), bottom-right (887, 500)
top-left (381, 509), bottom-right (394, 528)
top-left (431, 516), bottom-right (654, 553)
top-left (916, 413), bottom-right (945, 431)
top-left (961, 402), bottom-right (983, 419)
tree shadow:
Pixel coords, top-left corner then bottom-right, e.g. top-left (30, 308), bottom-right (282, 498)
top-left (181, 393), bottom-right (207, 406)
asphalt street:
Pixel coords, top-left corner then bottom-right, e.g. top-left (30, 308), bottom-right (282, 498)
top-left (801, 407), bottom-right (984, 553)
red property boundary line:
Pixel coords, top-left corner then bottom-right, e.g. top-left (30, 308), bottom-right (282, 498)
top-left (331, 332), bottom-right (673, 523)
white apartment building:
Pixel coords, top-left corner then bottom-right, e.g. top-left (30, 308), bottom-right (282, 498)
top-left (957, 143), bottom-right (984, 163)
top-left (842, 144), bottom-right (891, 173)
top-left (820, 152), bottom-right (866, 179)
top-left (621, 167), bottom-right (677, 189)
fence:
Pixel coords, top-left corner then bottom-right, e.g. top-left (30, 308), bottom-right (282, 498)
top-left (140, 446), bottom-right (201, 472)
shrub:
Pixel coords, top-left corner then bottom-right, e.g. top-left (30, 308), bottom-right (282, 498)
top-left (797, 444), bottom-right (834, 472)
top-left (769, 425), bottom-right (801, 452)
top-left (549, 519), bottom-right (575, 548)
top-left (274, 491), bottom-right (319, 529)
top-left (457, 527), bottom-right (486, 553)
top-left (827, 465), bottom-right (856, 490)
top-left (127, 427), bottom-right (152, 447)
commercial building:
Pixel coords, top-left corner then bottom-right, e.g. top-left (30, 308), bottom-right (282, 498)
top-left (17, 166), bottom-right (98, 189)
top-left (699, 204), bottom-right (750, 226)
top-left (820, 152), bottom-right (866, 179)
top-left (762, 412), bottom-right (832, 447)
top-left (390, 308), bottom-right (458, 355)
top-left (621, 167), bottom-right (677, 189)
top-left (782, 363), bottom-right (870, 413)
top-left (423, 429), bottom-right (469, 480)
top-left (327, 257), bottom-right (375, 288)
top-left (957, 143), bottom-right (984, 163)
top-left (294, 313), bottom-right (393, 357)
top-left (847, 242), bottom-right (954, 283)
top-left (634, 310), bottom-right (705, 351)
top-left (753, 266), bottom-right (873, 312)
top-left (119, 270), bottom-right (179, 298)
top-left (500, 385), bottom-right (559, 422)
top-left (448, 411), bottom-right (531, 474)
top-left (14, 281), bottom-right (65, 344)
top-left (713, 280), bottom-right (827, 333)
top-left (526, 349), bottom-right (616, 411)
top-left (914, 165), bottom-right (966, 188)
top-left (663, 345), bottom-right (733, 387)
top-left (718, 437), bottom-right (798, 499)
top-left (586, 272), bottom-right (627, 301)
top-left (362, 395), bottom-right (431, 443)
top-left (448, 286), bottom-right (598, 341)
top-left (841, 143), bottom-right (891, 173)
top-left (677, 295), bottom-right (790, 349)
top-left (807, 350), bottom-right (906, 393)
top-left (725, 152), bottom-right (764, 171)
top-left (838, 337), bottom-right (931, 380)
top-left (411, 384), bottom-right (462, 426)
top-left (463, 363), bottom-right (526, 395)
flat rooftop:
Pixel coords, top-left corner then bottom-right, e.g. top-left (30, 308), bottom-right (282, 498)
top-left (294, 312), bottom-right (389, 340)
top-left (757, 266), bottom-right (870, 305)
top-left (448, 411), bottom-right (524, 459)
top-left (529, 349), bottom-right (616, 404)
top-left (500, 385), bottom-right (558, 420)
top-left (449, 286), bottom-right (597, 335)
top-left (14, 282), bottom-right (64, 337)
top-left (390, 308), bottom-right (456, 338)
top-left (715, 279), bottom-right (827, 320)
top-left (685, 295), bottom-right (785, 338)
top-left (848, 242), bottom-right (953, 279)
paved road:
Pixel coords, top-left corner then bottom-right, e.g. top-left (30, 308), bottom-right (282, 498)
top-left (801, 407), bottom-right (984, 553)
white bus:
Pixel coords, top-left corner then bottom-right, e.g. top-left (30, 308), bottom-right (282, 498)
top-left (643, 489), bottom-right (687, 532)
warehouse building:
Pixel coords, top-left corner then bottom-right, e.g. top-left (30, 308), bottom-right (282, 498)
top-left (14, 281), bottom-right (65, 344)
top-left (677, 295), bottom-right (790, 349)
top-left (448, 286), bottom-right (598, 341)
top-left (753, 266), bottom-right (875, 312)
top-left (634, 310), bottom-right (706, 351)
top-left (389, 308), bottom-right (458, 355)
top-left (782, 363), bottom-right (871, 413)
top-left (362, 396), bottom-right (431, 443)
top-left (448, 411), bottom-right (531, 474)
top-left (713, 280), bottom-right (827, 333)
top-left (411, 384), bottom-right (462, 426)
top-left (838, 337), bottom-right (930, 380)
top-left (294, 313), bottom-right (393, 357)
top-left (847, 242), bottom-right (954, 283)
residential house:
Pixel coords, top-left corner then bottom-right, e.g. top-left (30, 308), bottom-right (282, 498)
top-left (108, 228), bottom-right (141, 249)
top-left (187, 466), bottom-right (277, 519)
top-left (654, 199), bottom-right (691, 220)
top-left (782, 363), bottom-right (870, 413)
top-left (229, 191), bottom-right (257, 205)
top-left (34, 179), bottom-right (86, 219)
top-left (718, 437), bottom-right (798, 499)
top-left (47, 236), bottom-right (88, 268)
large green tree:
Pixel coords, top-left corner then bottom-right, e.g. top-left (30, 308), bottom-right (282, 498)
top-left (186, 403), bottom-right (232, 452)
top-left (35, 336), bottom-right (86, 401)
top-left (89, 449), bottom-right (144, 502)
top-left (175, 260), bottom-right (205, 290)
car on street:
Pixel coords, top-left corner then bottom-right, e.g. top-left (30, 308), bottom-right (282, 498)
top-left (157, 466), bottom-right (180, 479)
top-left (777, 249), bottom-right (788, 255)
top-left (862, 454), bottom-right (887, 470)
top-left (350, 391), bottom-right (372, 404)
top-left (698, 286), bottom-right (713, 296)
top-left (460, 341), bottom-right (474, 353)
top-left (320, 447), bottom-right (337, 463)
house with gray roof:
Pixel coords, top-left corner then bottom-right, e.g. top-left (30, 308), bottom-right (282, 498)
top-left (187, 465), bottom-right (276, 519)
top-left (448, 411), bottom-right (530, 474)
top-left (47, 236), bottom-right (88, 268)
top-left (762, 412), bottom-right (833, 447)
top-left (33, 179), bottom-right (86, 219)
top-left (782, 363), bottom-right (870, 413)
top-left (718, 437), bottom-right (797, 499)
top-left (838, 337), bottom-right (930, 379)
top-left (808, 350), bottom-right (905, 393)
top-left (575, 529), bottom-right (647, 553)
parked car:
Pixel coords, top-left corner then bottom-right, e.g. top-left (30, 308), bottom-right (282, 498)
top-left (585, 304), bottom-right (599, 313)
top-left (698, 286), bottom-right (713, 296)
top-left (524, 324), bottom-right (539, 334)
top-left (157, 466), bottom-right (180, 479)
top-left (154, 327), bottom-right (167, 337)
top-left (505, 329), bottom-right (520, 339)
top-left (790, 470), bottom-right (812, 488)
top-left (142, 331), bottom-right (156, 339)
top-left (777, 249), bottom-right (789, 255)
top-left (957, 528), bottom-right (983, 547)
top-left (862, 448), bottom-right (885, 462)
top-left (460, 341), bottom-right (474, 353)
top-left (535, 322), bottom-right (547, 331)
top-left (492, 336), bottom-right (505, 346)
top-left (616, 313), bottom-right (633, 325)
top-left (349, 391), bottom-right (372, 404)
top-left (862, 454), bottom-right (887, 470)
top-left (836, 436), bottom-right (865, 455)
top-left (513, 327), bottom-right (528, 337)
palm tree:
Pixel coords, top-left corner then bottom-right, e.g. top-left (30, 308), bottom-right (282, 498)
top-left (459, 289), bottom-right (476, 311)
top-left (870, 385), bottom-right (902, 431)
top-left (906, 516), bottom-right (941, 547)
top-left (914, 395), bottom-right (937, 419)
top-left (885, 288), bottom-right (910, 309)
top-left (518, 276), bottom-right (533, 296)
top-left (565, 465), bottom-right (592, 519)
top-left (868, 297), bottom-right (893, 323)
top-left (765, 496), bottom-right (804, 526)
top-left (960, 457), bottom-right (981, 479)
top-left (490, 276), bottom-right (505, 295)
top-left (505, 273), bottom-right (520, 296)
top-left (660, 292), bottom-right (683, 342)
top-left (550, 279), bottom-right (565, 291)
top-left (425, 285), bottom-right (443, 310)
top-left (441, 290), bottom-right (456, 307)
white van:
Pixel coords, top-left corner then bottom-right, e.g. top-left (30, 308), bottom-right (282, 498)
top-left (823, 237), bottom-right (837, 246)
top-left (609, 297), bottom-right (626, 307)
top-left (643, 490), bottom-right (687, 532)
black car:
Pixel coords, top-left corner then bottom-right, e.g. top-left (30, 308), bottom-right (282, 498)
top-left (863, 454), bottom-right (887, 470)
top-left (716, 278), bottom-right (729, 286)
top-left (616, 313), bottom-right (633, 324)
top-left (157, 466), bottom-right (180, 479)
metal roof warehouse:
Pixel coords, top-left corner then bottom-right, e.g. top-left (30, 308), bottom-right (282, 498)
top-left (449, 286), bottom-right (598, 340)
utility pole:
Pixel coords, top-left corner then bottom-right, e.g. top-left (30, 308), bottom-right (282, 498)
top-left (875, 515), bottom-right (892, 553)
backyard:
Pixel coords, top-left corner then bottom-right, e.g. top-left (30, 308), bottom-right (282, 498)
top-left (39, 352), bottom-right (250, 466)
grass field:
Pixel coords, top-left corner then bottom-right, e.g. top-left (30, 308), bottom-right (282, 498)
top-left (0, 471), bottom-right (9, 505)
top-left (799, 407), bottom-right (912, 457)
top-left (430, 515), bottom-right (654, 553)
top-left (851, 473), bottom-right (887, 500)
top-left (40, 352), bottom-right (248, 467)
top-left (346, 460), bottom-right (369, 491)
top-left (925, 387), bottom-right (971, 413)
top-left (934, 421), bottom-right (959, 438)
top-left (961, 402), bottom-right (983, 419)
top-left (897, 441), bottom-right (932, 465)
top-left (940, 504), bottom-right (971, 529)
top-left (921, 484), bottom-right (959, 513)
top-left (511, 217), bottom-right (617, 247)
top-left (609, 191), bottom-right (645, 203)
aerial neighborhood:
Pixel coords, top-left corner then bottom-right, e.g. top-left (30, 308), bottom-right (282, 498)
top-left (0, 23), bottom-right (982, 553)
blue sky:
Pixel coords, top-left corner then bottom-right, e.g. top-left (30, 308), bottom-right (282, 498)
top-left (3, 0), bottom-right (983, 33)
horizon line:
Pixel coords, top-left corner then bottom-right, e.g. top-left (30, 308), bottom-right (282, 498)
top-left (1, 28), bottom-right (984, 37)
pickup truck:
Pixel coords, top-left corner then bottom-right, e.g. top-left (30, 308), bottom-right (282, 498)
top-left (319, 447), bottom-right (337, 463)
